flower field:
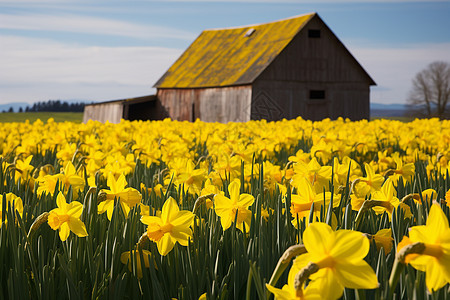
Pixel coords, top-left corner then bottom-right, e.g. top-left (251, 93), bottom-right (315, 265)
top-left (1, 117), bottom-right (450, 299)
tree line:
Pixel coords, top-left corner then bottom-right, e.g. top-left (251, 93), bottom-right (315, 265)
top-left (3, 100), bottom-right (85, 113)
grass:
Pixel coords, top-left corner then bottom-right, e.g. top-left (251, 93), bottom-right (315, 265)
top-left (371, 116), bottom-right (416, 122)
top-left (0, 112), bottom-right (83, 123)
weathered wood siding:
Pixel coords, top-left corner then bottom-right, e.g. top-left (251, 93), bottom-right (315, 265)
top-left (157, 85), bottom-right (252, 122)
top-left (253, 15), bottom-right (372, 121)
top-left (83, 102), bottom-right (123, 123)
top-left (251, 81), bottom-right (369, 121)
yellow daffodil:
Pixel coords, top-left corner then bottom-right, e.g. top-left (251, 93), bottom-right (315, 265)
top-left (0, 193), bottom-right (23, 227)
top-left (291, 157), bottom-right (332, 193)
top-left (370, 178), bottom-right (399, 218)
top-left (388, 157), bottom-right (415, 185)
top-left (397, 203), bottom-right (450, 292)
top-left (174, 159), bottom-right (206, 195)
top-left (47, 192), bottom-right (88, 241)
top-left (200, 179), bottom-right (223, 210)
top-left (37, 161), bottom-right (85, 197)
top-left (354, 163), bottom-right (384, 197)
top-left (14, 155), bottom-right (34, 183)
top-left (290, 177), bottom-right (339, 227)
top-left (293, 222), bottom-right (378, 299)
top-left (98, 172), bottom-right (142, 220)
top-left (120, 249), bottom-right (152, 279)
top-left (412, 188), bottom-right (437, 205)
top-left (214, 179), bottom-right (254, 233)
top-left (446, 189), bottom-right (450, 207)
top-left (371, 228), bottom-right (394, 255)
top-left (141, 197), bottom-right (195, 256)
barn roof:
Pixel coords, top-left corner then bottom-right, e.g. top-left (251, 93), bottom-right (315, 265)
top-left (84, 95), bottom-right (156, 107)
top-left (154, 13), bottom-right (317, 88)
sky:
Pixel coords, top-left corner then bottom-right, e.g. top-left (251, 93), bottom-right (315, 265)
top-left (1, 0), bottom-right (449, 106)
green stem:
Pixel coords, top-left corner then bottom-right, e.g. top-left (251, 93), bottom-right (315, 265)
top-left (266, 244), bottom-right (306, 298)
top-left (388, 242), bottom-right (425, 299)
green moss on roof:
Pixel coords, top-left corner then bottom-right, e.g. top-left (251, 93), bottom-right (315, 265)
top-left (154, 13), bottom-right (315, 88)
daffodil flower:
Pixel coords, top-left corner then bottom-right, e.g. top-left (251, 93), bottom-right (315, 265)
top-left (120, 249), bottom-right (152, 279)
top-left (370, 178), bottom-right (399, 218)
top-left (291, 158), bottom-right (332, 194)
top-left (37, 162), bottom-right (85, 197)
top-left (174, 159), bottom-right (206, 195)
top-left (397, 203), bottom-right (450, 292)
top-left (14, 155), bottom-right (34, 183)
top-left (293, 222), bottom-right (378, 299)
top-left (47, 192), bottom-right (88, 241)
top-left (0, 193), bottom-right (23, 228)
top-left (98, 172), bottom-right (142, 220)
top-left (141, 197), bottom-right (195, 256)
top-left (214, 179), bottom-right (254, 233)
top-left (370, 228), bottom-right (394, 255)
top-left (290, 177), bottom-right (339, 227)
top-left (354, 163), bottom-right (384, 197)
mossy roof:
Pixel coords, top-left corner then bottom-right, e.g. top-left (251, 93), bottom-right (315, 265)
top-left (154, 13), bottom-right (315, 88)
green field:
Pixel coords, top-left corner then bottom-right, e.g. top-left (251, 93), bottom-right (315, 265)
top-left (0, 112), bottom-right (83, 123)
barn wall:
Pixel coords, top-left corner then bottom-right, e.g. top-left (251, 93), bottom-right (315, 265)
top-left (251, 80), bottom-right (369, 121)
top-left (255, 15), bottom-right (372, 121)
top-left (157, 85), bottom-right (252, 122)
top-left (82, 103), bottom-right (123, 123)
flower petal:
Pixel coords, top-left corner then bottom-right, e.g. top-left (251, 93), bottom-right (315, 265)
top-left (426, 204), bottom-right (450, 242)
top-left (141, 215), bottom-right (162, 226)
top-left (237, 193), bottom-right (254, 208)
top-left (171, 211), bottom-right (195, 227)
top-left (329, 230), bottom-right (369, 261)
top-left (66, 201), bottom-right (83, 218)
top-left (68, 217), bottom-right (88, 237)
top-left (308, 268), bottom-right (344, 300)
top-left (56, 192), bottom-right (67, 209)
top-left (303, 222), bottom-right (333, 256)
top-left (170, 227), bottom-right (192, 246)
top-left (425, 257), bottom-right (448, 292)
top-left (161, 197), bottom-right (179, 224)
top-left (228, 180), bottom-right (240, 203)
top-left (334, 259), bottom-right (379, 290)
top-left (157, 233), bottom-right (175, 256)
top-left (59, 222), bottom-right (70, 241)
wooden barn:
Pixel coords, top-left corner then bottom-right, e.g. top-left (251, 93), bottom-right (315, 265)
top-left (154, 12), bottom-right (376, 122)
top-left (82, 95), bottom-right (166, 123)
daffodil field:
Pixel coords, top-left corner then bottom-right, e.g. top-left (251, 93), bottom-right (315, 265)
top-left (1, 117), bottom-right (450, 299)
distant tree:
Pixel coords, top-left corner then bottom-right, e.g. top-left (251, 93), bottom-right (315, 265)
top-left (407, 61), bottom-right (450, 118)
top-left (19, 107), bottom-right (23, 113)
top-left (23, 100), bottom-right (85, 112)
top-left (8, 107), bottom-right (13, 113)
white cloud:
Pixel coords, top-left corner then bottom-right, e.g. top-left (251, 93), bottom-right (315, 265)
top-left (0, 13), bottom-right (195, 40)
top-left (0, 35), bottom-right (183, 103)
top-left (349, 42), bottom-right (450, 104)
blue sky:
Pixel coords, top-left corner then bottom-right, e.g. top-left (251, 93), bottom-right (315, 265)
top-left (1, 0), bottom-right (449, 105)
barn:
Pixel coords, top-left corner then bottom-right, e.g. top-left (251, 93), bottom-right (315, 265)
top-left (83, 12), bottom-right (375, 123)
top-left (154, 12), bottom-right (375, 122)
top-left (82, 95), bottom-right (166, 123)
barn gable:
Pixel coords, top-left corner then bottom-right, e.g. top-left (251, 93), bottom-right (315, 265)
top-left (251, 14), bottom-right (375, 121)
